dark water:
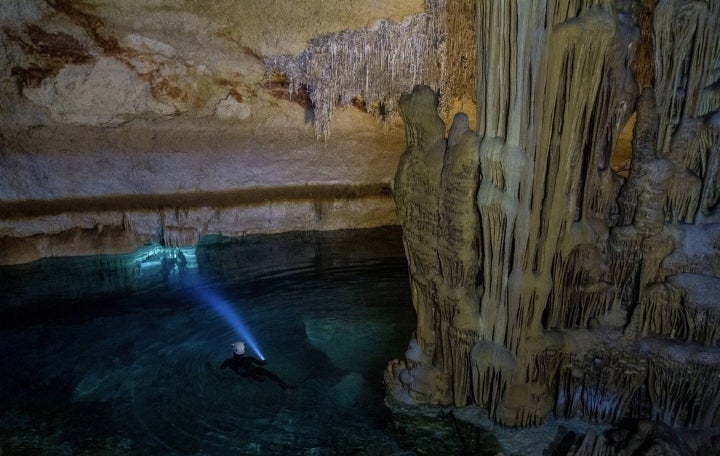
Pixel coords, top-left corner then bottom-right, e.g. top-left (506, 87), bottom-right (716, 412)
top-left (0, 227), bottom-right (504, 455)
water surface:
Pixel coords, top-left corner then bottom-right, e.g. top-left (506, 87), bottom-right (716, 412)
top-left (1, 227), bottom-right (496, 455)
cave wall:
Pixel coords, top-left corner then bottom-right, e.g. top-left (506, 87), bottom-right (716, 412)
top-left (388, 0), bottom-right (720, 432)
top-left (1, 0), bottom-right (464, 265)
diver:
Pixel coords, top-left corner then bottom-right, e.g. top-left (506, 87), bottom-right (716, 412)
top-left (160, 254), bottom-right (176, 280)
top-left (220, 341), bottom-right (295, 390)
top-left (176, 249), bottom-right (187, 267)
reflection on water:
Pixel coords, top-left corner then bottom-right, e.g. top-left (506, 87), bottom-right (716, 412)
top-left (0, 227), bottom-right (504, 455)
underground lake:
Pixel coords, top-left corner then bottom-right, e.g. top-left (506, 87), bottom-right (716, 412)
top-left (0, 227), bottom-right (509, 455)
top-left (1, 227), bottom-right (612, 455)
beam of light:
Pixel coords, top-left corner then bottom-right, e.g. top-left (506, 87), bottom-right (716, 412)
top-left (192, 285), bottom-right (265, 360)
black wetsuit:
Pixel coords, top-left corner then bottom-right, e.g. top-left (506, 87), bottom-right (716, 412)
top-left (220, 353), bottom-right (295, 390)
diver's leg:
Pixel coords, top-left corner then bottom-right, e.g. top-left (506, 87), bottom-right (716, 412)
top-left (257, 368), bottom-right (295, 390)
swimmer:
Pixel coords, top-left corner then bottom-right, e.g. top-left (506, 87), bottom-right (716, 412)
top-left (220, 341), bottom-right (295, 390)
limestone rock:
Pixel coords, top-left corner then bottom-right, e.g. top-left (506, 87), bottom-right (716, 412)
top-left (23, 57), bottom-right (175, 126)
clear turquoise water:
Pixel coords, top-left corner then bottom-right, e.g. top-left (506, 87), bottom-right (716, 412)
top-left (0, 228), bottom-right (501, 455)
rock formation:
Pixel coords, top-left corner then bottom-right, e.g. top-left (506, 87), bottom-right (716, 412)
top-left (387, 0), bottom-right (720, 440)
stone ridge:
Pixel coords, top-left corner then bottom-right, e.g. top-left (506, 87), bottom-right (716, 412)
top-left (0, 183), bottom-right (392, 218)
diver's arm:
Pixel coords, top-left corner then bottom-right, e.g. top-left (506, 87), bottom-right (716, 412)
top-left (249, 356), bottom-right (267, 366)
top-left (220, 358), bottom-right (232, 369)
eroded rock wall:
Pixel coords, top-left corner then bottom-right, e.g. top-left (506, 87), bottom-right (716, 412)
top-left (388, 0), bottom-right (720, 434)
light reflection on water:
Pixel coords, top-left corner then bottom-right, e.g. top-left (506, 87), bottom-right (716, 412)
top-left (0, 227), bottom-right (498, 455)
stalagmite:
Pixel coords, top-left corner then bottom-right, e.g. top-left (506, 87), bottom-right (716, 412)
top-left (390, 85), bottom-right (450, 404)
top-left (437, 112), bottom-right (482, 404)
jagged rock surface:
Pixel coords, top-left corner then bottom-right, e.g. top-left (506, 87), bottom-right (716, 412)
top-left (387, 0), bottom-right (720, 441)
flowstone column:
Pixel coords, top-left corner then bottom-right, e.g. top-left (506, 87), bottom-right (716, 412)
top-left (388, 0), bottom-right (720, 437)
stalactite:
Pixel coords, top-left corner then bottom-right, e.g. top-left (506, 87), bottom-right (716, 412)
top-left (546, 0), bottom-right (607, 28)
top-left (549, 350), bottom-right (577, 418)
top-left (653, 0), bottom-right (718, 153)
top-left (555, 350), bottom-right (647, 423)
top-left (506, 277), bottom-right (552, 356)
top-left (607, 227), bottom-right (642, 306)
top-left (546, 245), bottom-right (616, 329)
top-left (562, 15), bottom-right (640, 328)
top-left (530, 8), bottom-right (624, 274)
top-left (641, 274), bottom-right (720, 346)
top-left (567, 431), bottom-right (614, 456)
top-left (162, 226), bottom-right (198, 247)
top-left (475, 138), bottom-right (529, 349)
top-left (448, 324), bottom-right (478, 406)
top-left (646, 349), bottom-right (720, 429)
top-left (517, 6), bottom-right (636, 359)
top-left (265, 0), bottom-right (447, 139)
top-left (437, 295), bottom-right (456, 373)
top-left (496, 381), bottom-right (556, 427)
top-left (667, 120), bottom-right (705, 177)
top-left (475, 1), bottom-right (548, 143)
top-left (525, 337), bottom-right (583, 423)
top-left (663, 224), bottom-right (720, 278)
top-left (639, 283), bottom-right (684, 340)
top-left (470, 340), bottom-right (517, 422)
top-left (584, 169), bottom-right (624, 226)
top-left (160, 209), bottom-right (199, 247)
top-left (638, 235), bottom-right (675, 288)
top-left (659, 120), bottom-right (705, 223)
top-left (588, 46), bottom-right (638, 174)
top-left (701, 112), bottom-right (720, 216)
top-left (664, 172), bottom-right (702, 224)
top-left (122, 211), bottom-right (133, 233)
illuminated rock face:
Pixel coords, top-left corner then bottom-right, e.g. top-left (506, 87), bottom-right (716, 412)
top-left (388, 0), bottom-right (720, 433)
top-left (0, 0), bottom-right (435, 264)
